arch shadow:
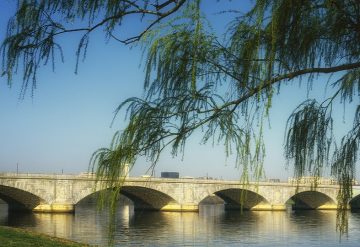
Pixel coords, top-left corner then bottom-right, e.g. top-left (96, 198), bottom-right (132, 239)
top-left (350, 194), bottom-right (360, 211)
top-left (0, 185), bottom-right (45, 212)
top-left (76, 190), bottom-right (133, 206)
top-left (210, 189), bottom-right (270, 210)
top-left (76, 186), bottom-right (178, 211)
top-left (287, 191), bottom-right (336, 210)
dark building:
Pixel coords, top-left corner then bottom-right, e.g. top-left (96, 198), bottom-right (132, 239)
top-left (161, 172), bottom-right (179, 178)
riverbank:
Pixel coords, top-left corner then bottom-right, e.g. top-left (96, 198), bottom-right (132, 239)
top-left (0, 226), bottom-right (88, 246)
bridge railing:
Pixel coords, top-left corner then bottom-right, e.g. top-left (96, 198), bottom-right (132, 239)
top-left (1, 172), bottom-right (359, 186)
top-left (288, 177), bottom-right (336, 185)
top-left (0, 172), bottom-right (85, 179)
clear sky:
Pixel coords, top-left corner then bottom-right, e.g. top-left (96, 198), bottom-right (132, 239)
top-left (0, 1), bottom-right (358, 181)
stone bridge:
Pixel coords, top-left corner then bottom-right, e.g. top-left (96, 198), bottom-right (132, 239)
top-left (0, 173), bottom-right (359, 213)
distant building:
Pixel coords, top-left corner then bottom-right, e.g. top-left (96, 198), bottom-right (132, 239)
top-left (161, 172), bottom-right (179, 178)
top-left (268, 178), bottom-right (281, 183)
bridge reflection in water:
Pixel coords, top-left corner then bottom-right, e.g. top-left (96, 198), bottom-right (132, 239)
top-left (0, 173), bottom-right (360, 213)
top-left (1, 202), bottom-right (360, 246)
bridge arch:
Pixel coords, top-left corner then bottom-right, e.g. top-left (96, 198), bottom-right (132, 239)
top-left (75, 186), bottom-right (179, 211)
top-left (200, 188), bottom-right (271, 210)
top-left (286, 191), bottom-right (337, 210)
top-left (350, 194), bottom-right (360, 210)
top-left (0, 185), bottom-right (46, 211)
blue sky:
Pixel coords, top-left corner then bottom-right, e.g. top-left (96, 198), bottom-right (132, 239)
top-left (0, 1), bottom-right (358, 180)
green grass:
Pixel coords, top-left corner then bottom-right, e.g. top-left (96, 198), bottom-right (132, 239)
top-left (0, 226), bottom-right (89, 246)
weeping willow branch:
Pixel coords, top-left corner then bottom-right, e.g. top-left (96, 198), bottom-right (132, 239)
top-left (1, 0), bottom-right (187, 97)
top-left (285, 100), bottom-right (333, 178)
top-left (223, 62), bottom-right (360, 109)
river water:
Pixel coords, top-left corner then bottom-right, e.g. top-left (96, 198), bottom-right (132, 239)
top-left (0, 203), bottom-right (360, 246)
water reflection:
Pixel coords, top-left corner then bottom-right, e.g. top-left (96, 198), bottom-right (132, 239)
top-left (0, 202), bottom-right (360, 246)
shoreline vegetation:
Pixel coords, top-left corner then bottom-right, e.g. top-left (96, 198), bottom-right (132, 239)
top-left (0, 226), bottom-right (88, 246)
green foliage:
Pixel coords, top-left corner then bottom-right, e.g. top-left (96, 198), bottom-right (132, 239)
top-left (285, 100), bottom-right (333, 178)
top-left (2, 0), bottom-right (360, 235)
top-left (0, 226), bottom-right (87, 246)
